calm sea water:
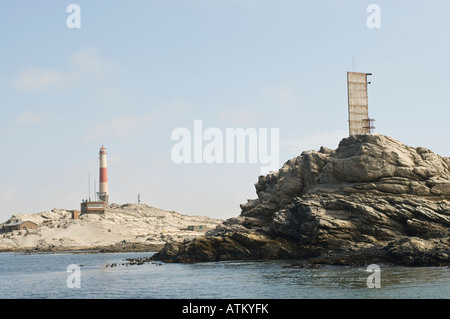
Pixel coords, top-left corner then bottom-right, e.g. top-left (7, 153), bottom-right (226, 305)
top-left (0, 252), bottom-right (448, 299)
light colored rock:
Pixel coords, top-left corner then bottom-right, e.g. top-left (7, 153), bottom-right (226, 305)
top-left (0, 204), bottom-right (222, 252)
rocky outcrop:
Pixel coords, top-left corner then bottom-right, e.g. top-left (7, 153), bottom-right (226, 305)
top-left (152, 134), bottom-right (450, 266)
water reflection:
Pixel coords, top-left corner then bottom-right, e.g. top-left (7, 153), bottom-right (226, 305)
top-left (0, 253), bottom-right (448, 299)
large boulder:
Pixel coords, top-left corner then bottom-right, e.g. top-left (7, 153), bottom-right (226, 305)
top-left (152, 134), bottom-right (450, 266)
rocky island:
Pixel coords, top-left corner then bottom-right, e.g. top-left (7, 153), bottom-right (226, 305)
top-left (0, 204), bottom-right (222, 253)
top-left (152, 134), bottom-right (450, 266)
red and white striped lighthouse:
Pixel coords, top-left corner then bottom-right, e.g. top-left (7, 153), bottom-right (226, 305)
top-left (98, 145), bottom-right (109, 205)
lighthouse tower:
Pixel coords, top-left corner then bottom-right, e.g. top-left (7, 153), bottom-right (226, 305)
top-left (98, 145), bottom-right (109, 205)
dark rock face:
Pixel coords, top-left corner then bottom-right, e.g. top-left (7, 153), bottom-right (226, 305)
top-left (152, 134), bottom-right (450, 266)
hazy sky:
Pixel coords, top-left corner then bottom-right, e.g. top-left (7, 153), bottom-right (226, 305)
top-left (1, 1), bottom-right (450, 221)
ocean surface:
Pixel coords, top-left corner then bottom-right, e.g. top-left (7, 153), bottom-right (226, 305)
top-left (0, 251), bottom-right (448, 299)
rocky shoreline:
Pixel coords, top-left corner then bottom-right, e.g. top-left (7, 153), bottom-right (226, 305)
top-left (0, 242), bottom-right (164, 254)
top-left (0, 203), bottom-right (222, 253)
top-left (151, 134), bottom-right (450, 266)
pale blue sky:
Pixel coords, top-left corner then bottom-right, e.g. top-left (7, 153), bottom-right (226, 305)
top-left (1, 1), bottom-right (450, 221)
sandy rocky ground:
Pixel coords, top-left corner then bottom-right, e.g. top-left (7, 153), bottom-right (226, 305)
top-left (0, 203), bottom-right (223, 253)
